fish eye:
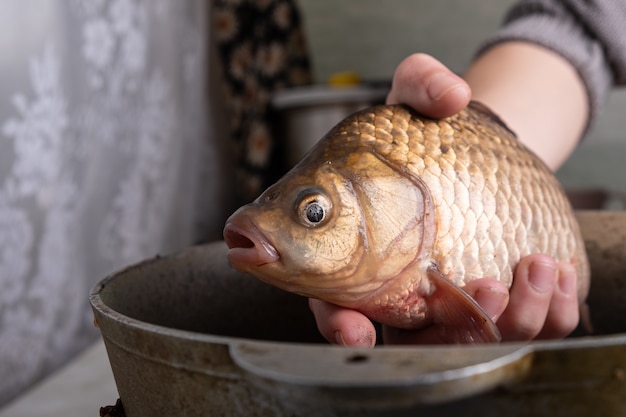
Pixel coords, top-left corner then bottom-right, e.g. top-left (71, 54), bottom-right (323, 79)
top-left (295, 190), bottom-right (332, 227)
top-left (305, 202), bottom-right (325, 223)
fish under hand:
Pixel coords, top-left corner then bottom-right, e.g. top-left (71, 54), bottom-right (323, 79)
top-left (223, 102), bottom-right (590, 344)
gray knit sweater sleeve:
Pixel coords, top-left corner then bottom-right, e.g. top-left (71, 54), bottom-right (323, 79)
top-left (479, 0), bottom-right (626, 128)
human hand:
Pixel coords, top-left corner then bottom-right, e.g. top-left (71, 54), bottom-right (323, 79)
top-left (385, 53), bottom-right (471, 117)
top-left (308, 54), bottom-right (581, 346)
top-left (309, 254), bottom-right (579, 346)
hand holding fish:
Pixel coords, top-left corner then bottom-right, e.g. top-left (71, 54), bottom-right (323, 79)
top-left (224, 51), bottom-right (588, 345)
top-left (309, 53), bottom-right (583, 346)
top-left (311, 254), bottom-right (580, 346)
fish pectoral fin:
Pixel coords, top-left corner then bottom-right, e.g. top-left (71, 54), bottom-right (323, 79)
top-left (426, 266), bottom-right (502, 344)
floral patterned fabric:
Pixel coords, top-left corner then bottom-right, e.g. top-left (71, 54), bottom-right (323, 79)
top-left (0, 0), bottom-right (219, 406)
top-left (213, 0), bottom-right (313, 203)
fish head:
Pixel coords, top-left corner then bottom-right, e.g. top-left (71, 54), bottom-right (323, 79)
top-left (224, 145), bottom-right (432, 307)
top-left (223, 159), bottom-right (371, 301)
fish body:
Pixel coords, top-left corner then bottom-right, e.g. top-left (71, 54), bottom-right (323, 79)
top-left (224, 102), bottom-right (590, 343)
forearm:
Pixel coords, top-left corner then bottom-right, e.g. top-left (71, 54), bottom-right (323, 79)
top-left (464, 41), bottom-right (588, 171)
top-left (469, 0), bottom-right (626, 171)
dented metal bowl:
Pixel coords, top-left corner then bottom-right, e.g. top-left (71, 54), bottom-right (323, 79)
top-left (90, 211), bottom-right (626, 416)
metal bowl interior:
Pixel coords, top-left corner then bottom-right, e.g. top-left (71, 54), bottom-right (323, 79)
top-left (92, 243), bottom-right (324, 344)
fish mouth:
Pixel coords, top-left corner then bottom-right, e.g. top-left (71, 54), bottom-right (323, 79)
top-left (223, 217), bottom-right (280, 269)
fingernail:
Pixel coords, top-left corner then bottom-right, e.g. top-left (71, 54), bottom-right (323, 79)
top-left (427, 73), bottom-right (467, 102)
top-left (558, 264), bottom-right (577, 294)
top-left (528, 261), bottom-right (558, 293)
top-left (336, 329), bottom-right (375, 348)
top-left (334, 330), bottom-right (347, 346)
top-left (474, 287), bottom-right (508, 321)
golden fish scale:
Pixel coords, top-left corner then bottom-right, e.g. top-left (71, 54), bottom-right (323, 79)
top-left (326, 104), bottom-right (588, 290)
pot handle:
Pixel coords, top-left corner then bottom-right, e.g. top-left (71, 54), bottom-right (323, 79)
top-left (230, 341), bottom-right (533, 408)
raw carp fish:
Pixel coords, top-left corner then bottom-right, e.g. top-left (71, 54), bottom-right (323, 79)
top-left (223, 102), bottom-right (590, 343)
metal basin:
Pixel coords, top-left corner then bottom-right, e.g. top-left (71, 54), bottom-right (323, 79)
top-left (90, 211), bottom-right (626, 416)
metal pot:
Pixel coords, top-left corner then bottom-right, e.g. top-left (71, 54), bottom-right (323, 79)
top-left (271, 85), bottom-right (388, 167)
top-left (90, 211), bottom-right (626, 416)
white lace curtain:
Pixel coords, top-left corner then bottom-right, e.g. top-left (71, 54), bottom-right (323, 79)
top-left (0, 0), bottom-right (228, 405)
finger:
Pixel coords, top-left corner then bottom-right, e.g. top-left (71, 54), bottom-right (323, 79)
top-left (463, 278), bottom-right (510, 322)
top-left (386, 53), bottom-right (471, 118)
top-left (308, 299), bottom-right (376, 347)
top-left (497, 254), bottom-right (558, 341)
top-left (536, 262), bottom-right (580, 339)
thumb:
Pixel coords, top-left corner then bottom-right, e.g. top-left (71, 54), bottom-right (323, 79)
top-left (387, 53), bottom-right (471, 118)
